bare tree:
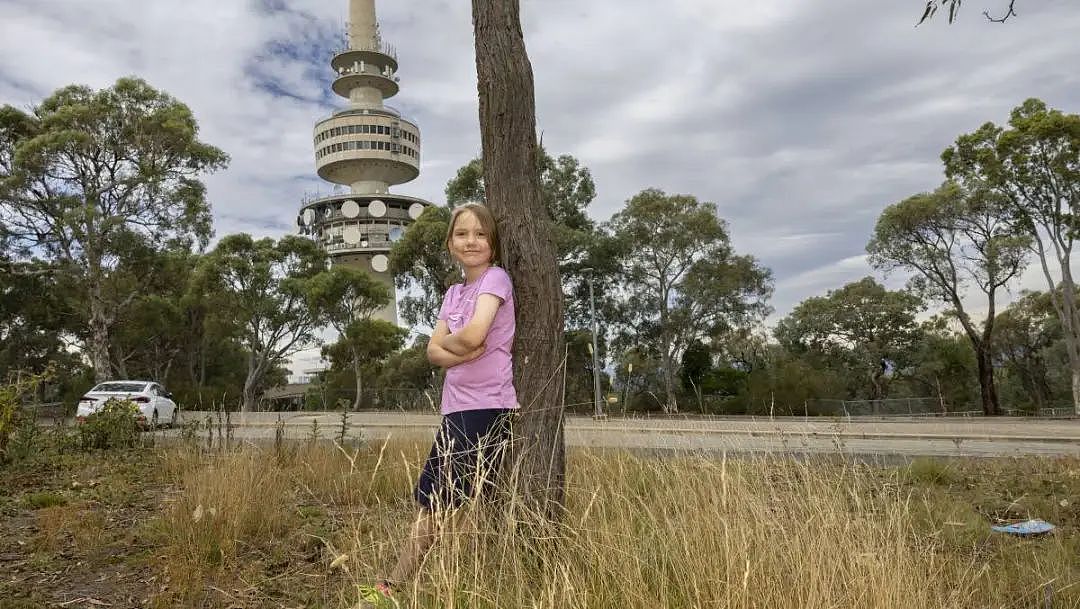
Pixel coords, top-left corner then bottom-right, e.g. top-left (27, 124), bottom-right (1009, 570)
top-left (471, 0), bottom-right (567, 518)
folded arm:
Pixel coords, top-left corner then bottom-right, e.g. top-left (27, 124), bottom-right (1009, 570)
top-left (427, 320), bottom-right (485, 368)
top-left (439, 293), bottom-right (502, 355)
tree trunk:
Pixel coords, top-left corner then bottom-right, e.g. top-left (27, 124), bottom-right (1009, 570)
top-left (472, 0), bottom-right (567, 520)
top-left (1062, 302), bottom-right (1080, 415)
top-left (1057, 256), bottom-right (1080, 415)
top-left (352, 352), bottom-right (363, 411)
top-left (974, 346), bottom-right (1001, 416)
top-left (955, 302), bottom-right (1001, 416)
top-left (111, 347), bottom-right (129, 381)
top-left (242, 353), bottom-right (263, 412)
top-left (1033, 236), bottom-right (1080, 415)
top-left (869, 365), bottom-right (885, 401)
top-left (88, 287), bottom-right (112, 383)
top-left (659, 347), bottom-right (678, 413)
top-left (1057, 295), bottom-right (1080, 415)
top-left (1072, 368), bottom-right (1080, 417)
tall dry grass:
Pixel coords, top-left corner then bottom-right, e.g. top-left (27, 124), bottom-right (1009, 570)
top-left (364, 451), bottom-right (966, 609)
top-left (151, 441), bottom-right (1077, 609)
top-left (153, 449), bottom-right (297, 576)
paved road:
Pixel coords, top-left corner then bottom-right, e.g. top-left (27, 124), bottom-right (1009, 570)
top-left (171, 411), bottom-right (1080, 458)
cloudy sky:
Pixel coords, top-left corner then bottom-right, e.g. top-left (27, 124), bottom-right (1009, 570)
top-left (2, 0), bottom-right (1078, 334)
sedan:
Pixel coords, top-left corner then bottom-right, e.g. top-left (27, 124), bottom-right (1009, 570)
top-left (76, 381), bottom-right (179, 428)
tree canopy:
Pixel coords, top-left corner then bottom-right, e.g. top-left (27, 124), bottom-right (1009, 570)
top-left (868, 182), bottom-right (1029, 414)
top-left (0, 77), bottom-right (227, 381)
top-left (775, 277), bottom-right (923, 400)
top-left (608, 189), bottom-right (772, 412)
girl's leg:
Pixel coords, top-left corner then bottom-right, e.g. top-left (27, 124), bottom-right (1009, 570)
top-left (386, 509), bottom-right (439, 585)
top-left (380, 410), bottom-right (510, 590)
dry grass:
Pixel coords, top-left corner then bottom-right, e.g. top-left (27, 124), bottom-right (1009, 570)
top-left (383, 451), bottom-right (1076, 609)
top-left (143, 441), bottom-right (1079, 609)
top-left (33, 504), bottom-right (106, 554)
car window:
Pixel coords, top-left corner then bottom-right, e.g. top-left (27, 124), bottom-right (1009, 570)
top-left (93, 382), bottom-right (147, 393)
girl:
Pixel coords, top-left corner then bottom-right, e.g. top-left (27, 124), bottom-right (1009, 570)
top-left (359, 202), bottom-right (517, 607)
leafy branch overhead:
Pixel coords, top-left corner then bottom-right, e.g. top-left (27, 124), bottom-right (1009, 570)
top-left (918, 0), bottom-right (1019, 24)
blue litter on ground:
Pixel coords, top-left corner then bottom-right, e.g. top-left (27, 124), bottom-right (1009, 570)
top-left (990, 519), bottom-right (1055, 536)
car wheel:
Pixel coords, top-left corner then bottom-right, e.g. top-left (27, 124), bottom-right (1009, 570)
top-left (151, 409), bottom-right (159, 431)
top-left (170, 406), bottom-right (179, 428)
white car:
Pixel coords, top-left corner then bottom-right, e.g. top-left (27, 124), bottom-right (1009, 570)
top-left (76, 381), bottom-right (179, 428)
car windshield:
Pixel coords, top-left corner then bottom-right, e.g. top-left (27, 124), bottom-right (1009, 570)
top-left (92, 382), bottom-right (147, 393)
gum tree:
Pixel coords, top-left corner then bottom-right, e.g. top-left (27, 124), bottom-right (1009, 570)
top-left (471, 0), bottom-right (566, 516)
top-left (608, 189), bottom-right (772, 412)
top-left (776, 278), bottom-right (924, 400)
top-left (306, 266), bottom-right (392, 410)
top-left (868, 182), bottom-right (1028, 415)
top-left (943, 99), bottom-right (1080, 414)
top-left (0, 78), bottom-right (227, 381)
top-left (197, 234), bottom-right (328, 412)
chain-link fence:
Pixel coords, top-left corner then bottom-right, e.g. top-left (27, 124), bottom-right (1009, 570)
top-left (283, 386), bottom-right (441, 412)
top-left (805, 397), bottom-right (1076, 417)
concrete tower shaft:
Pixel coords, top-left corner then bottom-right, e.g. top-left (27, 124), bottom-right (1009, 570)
top-left (349, 0), bottom-right (378, 50)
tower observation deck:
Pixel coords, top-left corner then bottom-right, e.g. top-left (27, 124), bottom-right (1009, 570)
top-left (296, 0), bottom-right (432, 324)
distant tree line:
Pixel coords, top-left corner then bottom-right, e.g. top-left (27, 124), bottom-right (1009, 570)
top-left (2, 80), bottom-right (1076, 416)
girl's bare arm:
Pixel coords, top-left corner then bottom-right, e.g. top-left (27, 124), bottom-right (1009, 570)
top-left (427, 320), bottom-right (485, 368)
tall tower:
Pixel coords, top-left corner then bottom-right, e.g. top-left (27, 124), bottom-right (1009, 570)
top-left (297, 0), bottom-right (431, 324)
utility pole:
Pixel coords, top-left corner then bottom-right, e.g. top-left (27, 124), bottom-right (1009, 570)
top-left (582, 268), bottom-right (605, 420)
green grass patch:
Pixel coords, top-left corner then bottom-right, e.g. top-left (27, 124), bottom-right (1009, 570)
top-left (23, 492), bottom-right (66, 509)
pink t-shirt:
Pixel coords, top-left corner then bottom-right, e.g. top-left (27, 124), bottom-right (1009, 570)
top-left (438, 266), bottom-right (518, 414)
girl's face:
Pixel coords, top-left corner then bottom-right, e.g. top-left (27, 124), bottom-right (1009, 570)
top-left (449, 210), bottom-right (493, 268)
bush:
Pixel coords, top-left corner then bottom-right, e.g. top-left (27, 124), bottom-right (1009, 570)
top-left (1, 368), bottom-right (53, 465)
top-left (0, 386), bottom-right (20, 464)
top-left (78, 398), bottom-right (142, 451)
top-left (5, 410), bottom-right (44, 462)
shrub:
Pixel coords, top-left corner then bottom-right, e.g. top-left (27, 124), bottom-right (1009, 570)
top-left (5, 410), bottom-right (44, 463)
top-left (1, 368), bottom-right (53, 465)
top-left (78, 398), bottom-right (142, 451)
top-left (0, 386), bottom-right (22, 464)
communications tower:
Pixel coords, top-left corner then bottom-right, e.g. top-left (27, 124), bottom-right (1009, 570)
top-left (296, 0), bottom-right (431, 324)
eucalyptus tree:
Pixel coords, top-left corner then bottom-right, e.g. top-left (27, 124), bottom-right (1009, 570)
top-left (0, 78), bottom-right (227, 381)
top-left (608, 189), bottom-right (772, 412)
top-left (197, 234), bottom-right (329, 412)
top-left (307, 266), bottom-right (393, 410)
top-left (944, 99), bottom-right (1080, 413)
top-left (868, 183), bottom-right (1028, 414)
top-left (775, 278), bottom-right (924, 400)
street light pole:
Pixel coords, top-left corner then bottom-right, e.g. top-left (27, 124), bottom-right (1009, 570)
top-left (582, 268), bottom-right (604, 420)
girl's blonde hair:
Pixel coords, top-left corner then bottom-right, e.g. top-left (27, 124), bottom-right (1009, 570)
top-left (446, 202), bottom-right (500, 264)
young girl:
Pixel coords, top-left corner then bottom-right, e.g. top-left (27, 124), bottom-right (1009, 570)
top-left (359, 202), bottom-right (517, 607)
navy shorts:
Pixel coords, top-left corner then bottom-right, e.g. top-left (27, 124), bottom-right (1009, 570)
top-left (414, 408), bottom-right (513, 511)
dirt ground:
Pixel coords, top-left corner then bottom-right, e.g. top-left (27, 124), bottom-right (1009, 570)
top-left (1, 451), bottom-right (172, 608)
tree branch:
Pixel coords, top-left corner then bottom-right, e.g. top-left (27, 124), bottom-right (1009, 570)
top-left (984, 0), bottom-right (1017, 22)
